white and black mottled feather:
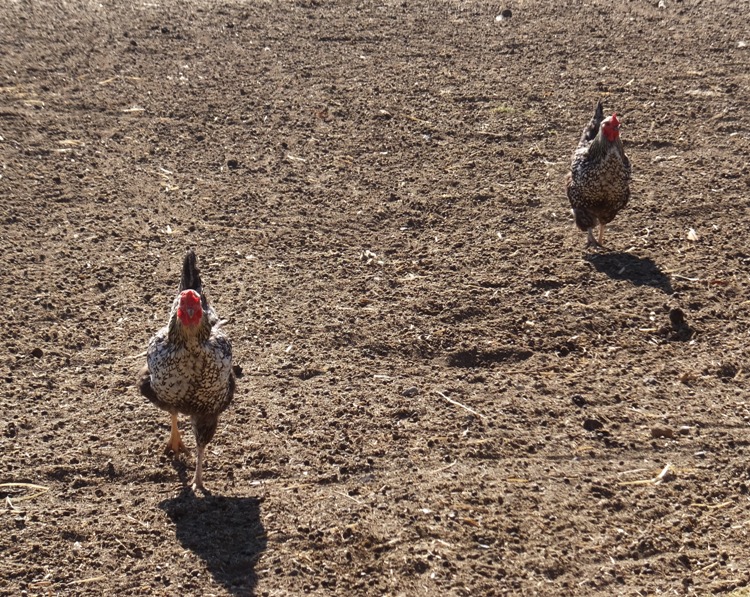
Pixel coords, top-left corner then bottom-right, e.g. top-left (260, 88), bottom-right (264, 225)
top-left (566, 100), bottom-right (631, 246)
top-left (139, 249), bottom-right (235, 489)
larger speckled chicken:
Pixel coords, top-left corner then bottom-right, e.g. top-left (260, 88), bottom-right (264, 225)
top-left (567, 100), bottom-right (631, 249)
top-left (139, 249), bottom-right (235, 491)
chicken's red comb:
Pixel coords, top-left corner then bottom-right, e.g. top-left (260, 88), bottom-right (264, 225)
top-left (179, 289), bottom-right (201, 305)
top-left (611, 113), bottom-right (620, 127)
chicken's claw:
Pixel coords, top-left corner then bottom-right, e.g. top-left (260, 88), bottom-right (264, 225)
top-left (165, 436), bottom-right (190, 456)
top-left (585, 227), bottom-right (607, 251)
top-left (585, 239), bottom-right (607, 251)
top-left (165, 413), bottom-right (190, 455)
top-left (190, 478), bottom-right (209, 493)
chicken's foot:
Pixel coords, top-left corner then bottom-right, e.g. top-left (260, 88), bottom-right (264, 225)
top-left (585, 226), bottom-right (607, 250)
top-left (597, 223), bottom-right (606, 247)
top-left (165, 413), bottom-right (190, 455)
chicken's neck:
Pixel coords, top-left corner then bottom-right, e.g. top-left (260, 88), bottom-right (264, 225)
top-left (167, 313), bottom-right (212, 344)
top-left (589, 132), bottom-right (623, 162)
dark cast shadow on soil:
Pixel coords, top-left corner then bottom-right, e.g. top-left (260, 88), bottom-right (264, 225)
top-left (169, 457), bottom-right (190, 485)
top-left (585, 252), bottom-right (673, 294)
top-left (159, 490), bottom-right (266, 596)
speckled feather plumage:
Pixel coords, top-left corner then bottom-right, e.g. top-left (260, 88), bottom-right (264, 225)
top-left (567, 100), bottom-right (631, 234)
top-left (139, 250), bottom-right (235, 475)
top-left (145, 312), bottom-right (234, 417)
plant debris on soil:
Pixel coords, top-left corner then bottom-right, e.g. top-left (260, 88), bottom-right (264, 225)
top-left (2, 1), bottom-right (750, 595)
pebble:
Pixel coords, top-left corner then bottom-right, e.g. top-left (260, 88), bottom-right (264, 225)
top-left (495, 9), bottom-right (512, 21)
top-left (402, 386), bottom-right (418, 398)
top-left (571, 394), bottom-right (587, 408)
top-left (583, 418), bottom-right (603, 432)
top-left (651, 426), bottom-right (675, 439)
top-left (669, 307), bottom-right (686, 328)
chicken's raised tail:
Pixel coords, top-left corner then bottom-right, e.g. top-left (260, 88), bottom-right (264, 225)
top-left (179, 249), bottom-right (208, 312)
top-left (179, 249), bottom-right (202, 293)
top-left (579, 99), bottom-right (604, 145)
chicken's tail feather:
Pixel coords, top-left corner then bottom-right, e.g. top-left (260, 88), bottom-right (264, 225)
top-left (179, 249), bottom-right (203, 294)
top-left (579, 99), bottom-right (604, 146)
top-left (178, 249), bottom-right (211, 312)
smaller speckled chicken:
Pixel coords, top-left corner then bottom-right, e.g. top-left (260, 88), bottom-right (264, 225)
top-left (567, 99), bottom-right (631, 249)
top-left (139, 249), bottom-right (235, 491)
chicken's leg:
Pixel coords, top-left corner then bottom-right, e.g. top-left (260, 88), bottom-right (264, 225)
top-left (191, 444), bottom-right (206, 491)
top-left (585, 228), bottom-right (601, 249)
top-left (165, 413), bottom-right (189, 455)
top-left (190, 413), bottom-right (219, 491)
top-left (597, 223), bottom-right (606, 247)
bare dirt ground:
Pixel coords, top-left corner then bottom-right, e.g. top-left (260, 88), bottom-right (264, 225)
top-left (2, 0), bottom-right (750, 595)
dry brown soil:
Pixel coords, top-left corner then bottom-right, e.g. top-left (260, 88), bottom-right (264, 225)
top-left (2, 1), bottom-right (750, 595)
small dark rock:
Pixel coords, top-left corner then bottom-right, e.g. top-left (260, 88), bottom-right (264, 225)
top-left (402, 386), bottom-right (419, 398)
top-left (501, 8), bottom-right (512, 18)
top-left (716, 363), bottom-right (739, 379)
top-left (227, 159), bottom-right (240, 170)
top-left (666, 307), bottom-right (694, 341)
top-left (297, 367), bottom-right (324, 380)
top-left (571, 394), bottom-right (587, 408)
top-left (669, 307), bottom-right (685, 328)
top-left (651, 426), bottom-right (675, 439)
top-left (590, 484), bottom-right (614, 499)
top-left (232, 364), bottom-right (244, 378)
top-left (31, 347), bottom-right (44, 358)
top-left (583, 418), bottom-right (604, 432)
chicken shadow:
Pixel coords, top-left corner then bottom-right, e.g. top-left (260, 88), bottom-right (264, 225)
top-left (584, 252), bottom-right (673, 294)
top-left (159, 490), bottom-right (266, 596)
